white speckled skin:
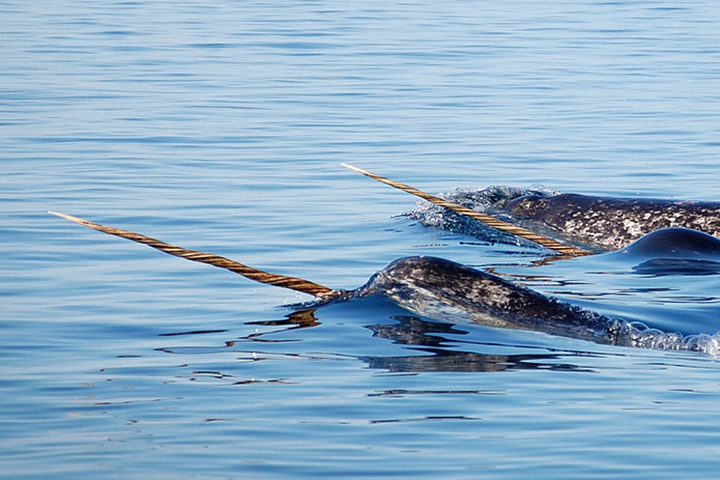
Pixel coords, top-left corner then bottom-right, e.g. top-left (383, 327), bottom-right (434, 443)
top-left (505, 193), bottom-right (720, 251)
top-left (359, 256), bottom-right (613, 344)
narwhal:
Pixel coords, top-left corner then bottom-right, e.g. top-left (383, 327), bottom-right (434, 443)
top-left (499, 193), bottom-right (720, 252)
top-left (342, 163), bottom-right (720, 254)
top-left (50, 165), bottom-right (720, 354)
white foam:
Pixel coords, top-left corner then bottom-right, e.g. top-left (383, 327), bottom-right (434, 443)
top-left (404, 185), bottom-right (557, 246)
top-left (605, 318), bottom-right (720, 355)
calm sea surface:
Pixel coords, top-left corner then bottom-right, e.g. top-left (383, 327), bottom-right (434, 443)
top-left (3, 1), bottom-right (720, 478)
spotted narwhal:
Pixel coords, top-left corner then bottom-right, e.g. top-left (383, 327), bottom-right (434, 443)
top-left (342, 163), bottom-right (720, 255)
top-left (500, 193), bottom-right (720, 251)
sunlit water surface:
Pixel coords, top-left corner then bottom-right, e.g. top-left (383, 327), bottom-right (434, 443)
top-left (3, 1), bottom-right (720, 478)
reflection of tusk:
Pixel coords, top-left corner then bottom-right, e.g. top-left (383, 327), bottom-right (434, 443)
top-left (49, 211), bottom-right (338, 298)
top-left (341, 163), bottom-right (590, 257)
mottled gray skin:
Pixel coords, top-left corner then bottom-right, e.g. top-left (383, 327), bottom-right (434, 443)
top-left (347, 230), bottom-right (720, 350)
top-left (504, 193), bottom-right (720, 251)
top-left (359, 256), bottom-right (614, 345)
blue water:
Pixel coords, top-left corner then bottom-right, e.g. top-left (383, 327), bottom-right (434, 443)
top-left (3, 1), bottom-right (720, 478)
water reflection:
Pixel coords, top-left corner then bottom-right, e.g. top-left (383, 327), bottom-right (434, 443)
top-left (234, 310), bottom-right (597, 374)
top-left (241, 309), bottom-right (320, 342)
top-left (157, 308), bottom-right (600, 375)
top-left (362, 315), bottom-right (595, 373)
top-left (632, 258), bottom-right (720, 276)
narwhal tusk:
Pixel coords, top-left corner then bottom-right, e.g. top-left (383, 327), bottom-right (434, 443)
top-left (49, 211), bottom-right (338, 298)
top-left (340, 163), bottom-right (591, 257)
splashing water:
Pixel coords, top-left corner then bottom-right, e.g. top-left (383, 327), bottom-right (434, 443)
top-left (606, 319), bottom-right (720, 356)
top-left (403, 185), bottom-right (557, 246)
